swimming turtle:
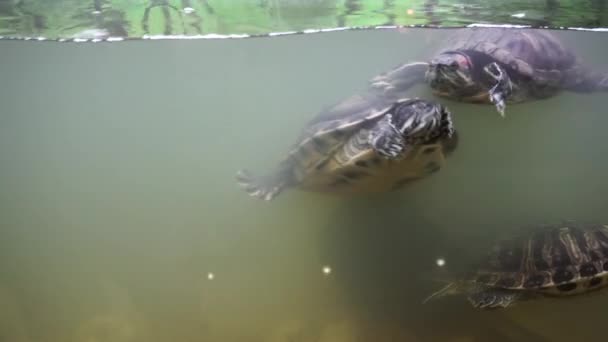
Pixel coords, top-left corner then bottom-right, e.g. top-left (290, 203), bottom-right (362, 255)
top-left (424, 221), bottom-right (608, 309)
top-left (370, 28), bottom-right (608, 116)
top-left (236, 93), bottom-right (457, 200)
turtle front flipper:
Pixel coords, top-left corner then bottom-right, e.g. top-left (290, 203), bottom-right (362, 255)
top-left (369, 62), bottom-right (430, 97)
top-left (468, 288), bottom-right (520, 309)
top-left (369, 114), bottom-right (406, 159)
top-left (235, 169), bottom-right (287, 201)
top-left (484, 62), bottom-right (513, 117)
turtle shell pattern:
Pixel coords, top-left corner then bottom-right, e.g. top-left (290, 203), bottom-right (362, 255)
top-left (276, 93), bottom-right (456, 194)
top-left (435, 28), bottom-right (581, 102)
top-left (471, 222), bottom-right (608, 296)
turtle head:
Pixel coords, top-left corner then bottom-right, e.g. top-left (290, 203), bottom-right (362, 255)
top-left (426, 51), bottom-right (478, 95)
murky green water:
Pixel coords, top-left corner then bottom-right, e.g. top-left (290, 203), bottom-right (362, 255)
top-left (1, 28), bottom-right (608, 342)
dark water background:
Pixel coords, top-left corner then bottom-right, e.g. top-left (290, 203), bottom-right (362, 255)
top-left (1, 28), bottom-right (608, 341)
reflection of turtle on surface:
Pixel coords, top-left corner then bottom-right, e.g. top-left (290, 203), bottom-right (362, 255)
top-left (0, 0), bottom-right (47, 36)
top-left (142, 0), bottom-right (214, 35)
top-left (236, 93), bottom-right (458, 201)
top-left (371, 28), bottom-right (608, 116)
top-left (142, 0), bottom-right (184, 35)
top-left (425, 221), bottom-right (608, 309)
top-left (180, 0), bottom-right (215, 34)
top-left (67, 0), bottom-right (129, 38)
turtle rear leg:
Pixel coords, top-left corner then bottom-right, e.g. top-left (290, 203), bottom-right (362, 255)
top-left (468, 288), bottom-right (520, 309)
top-left (235, 169), bottom-right (287, 201)
top-left (484, 62), bottom-right (513, 117)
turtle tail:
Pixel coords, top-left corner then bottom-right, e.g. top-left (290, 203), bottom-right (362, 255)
top-left (235, 169), bottom-right (285, 201)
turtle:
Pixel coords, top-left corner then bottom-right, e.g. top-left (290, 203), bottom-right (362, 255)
top-left (424, 221), bottom-right (608, 309)
top-left (370, 27), bottom-right (608, 116)
top-left (235, 93), bottom-right (458, 201)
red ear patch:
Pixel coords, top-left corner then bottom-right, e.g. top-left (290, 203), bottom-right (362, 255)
top-left (455, 54), bottom-right (471, 68)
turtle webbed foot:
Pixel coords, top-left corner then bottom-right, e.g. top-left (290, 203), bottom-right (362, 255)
top-left (369, 116), bottom-right (406, 159)
top-left (235, 169), bottom-right (284, 201)
top-left (468, 288), bottom-right (519, 309)
top-left (374, 137), bottom-right (405, 159)
top-left (484, 62), bottom-right (513, 117)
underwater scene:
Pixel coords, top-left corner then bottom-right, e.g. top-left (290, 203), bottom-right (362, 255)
top-left (2, 23), bottom-right (608, 342)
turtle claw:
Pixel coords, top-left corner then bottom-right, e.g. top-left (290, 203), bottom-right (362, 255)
top-left (496, 103), bottom-right (506, 118)
top-left (493, 101), bottom-right (506, 118)
top-left (370, 117), bottom-right (406, 159)
top-left (374, 138), bottom-right (404, 159)
top-left (468, 289), bottom-right (519, 309)
top-left (370, 78), bottom-right (395, 91)
top-left (235, 169), bottom-right (284, 201)
top-left (489, 84), bottom-right (507, 117)
top-left (386, 143), bottom-right (405, 158)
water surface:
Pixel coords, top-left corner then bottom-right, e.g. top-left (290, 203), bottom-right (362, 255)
top-left (1, 0), bottom-right (608, 39)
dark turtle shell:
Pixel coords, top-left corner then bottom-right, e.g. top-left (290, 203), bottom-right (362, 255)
top-left (280, 92), bottom-right (396, 173)
top-left (471, 222), bottom-right (608, 295)
top-left (438, 28), bottom-right (579, 80)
